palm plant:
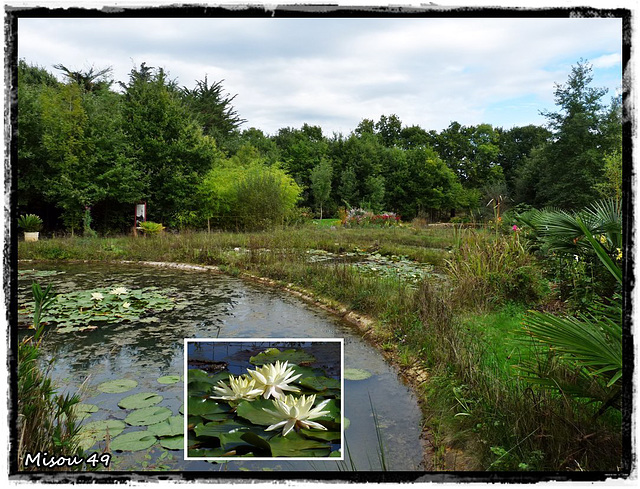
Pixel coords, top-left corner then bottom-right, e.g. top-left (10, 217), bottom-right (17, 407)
top-left (518, 201), bottom-right (623, 413)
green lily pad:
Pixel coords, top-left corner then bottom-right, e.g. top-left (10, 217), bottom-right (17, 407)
top-left (159, 435), bottom-right (184, 450)
top-left (298, 376), bottom-right (341, 392)
top-left (193, 420), bottom-right (249, 438)
top-left (110, 430), bottom-right (158, 452)
top-left (147, 416), bottom-right (184, 437)
top-left (97, 378), bottom-right (138, 394)
top-left (73, 403), bottom-right (99, 420)
top-left (118, 392), bottom-right (163, 410)
top-left (125, 406), bottom-right (172, 426)
top-left (344, 368), bottom-right (372, 381)
top-left (299, 429), bottom-right (341, 442)
top-left (241, 432), bottom-right (272, 455)
top-left (188, 396), bottom-right (229, 416)
top-left (77, 419), bottom-right (126, 450)
top-left (249, 348), bottom-right (316, 366)
top-left (235, 398), bottom-right (280, 426)
top-left (267, 431), bottom-right (331, 458)
top-left (157, 375), bottom-right (181, 384)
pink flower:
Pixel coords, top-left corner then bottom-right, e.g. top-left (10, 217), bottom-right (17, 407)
top-left (512, 225), bottom-right (519, 231)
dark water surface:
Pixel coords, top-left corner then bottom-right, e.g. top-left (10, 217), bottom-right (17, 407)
top-left (17, 261), bottom-right (424, 473)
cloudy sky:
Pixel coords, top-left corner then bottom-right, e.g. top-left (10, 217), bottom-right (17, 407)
top-left (17, 10), bottom-right (624, 136)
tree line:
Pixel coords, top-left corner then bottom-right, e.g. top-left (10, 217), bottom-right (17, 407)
top-left (16, 59), bottom-right (622, 233)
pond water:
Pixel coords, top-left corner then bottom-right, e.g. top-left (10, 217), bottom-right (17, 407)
top-left (17, 262), bottom-right (425, 473)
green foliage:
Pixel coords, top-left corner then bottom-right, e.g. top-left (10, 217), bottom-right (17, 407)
top-left (310, 158), bottom-right (333, 219)
top-left (18, 214), bottom-right (43, 232)
top-left (516, 198), bottom-right (621, 307)
top-left (140, 221), bottom-right (165, 235)
top-left (446, 229), bottom-right (547, 309)
top-left (518, 198), bottom-right (622, 413)
top-left (521, 61), bottom-right (621, 209)
top-left (198, 158), bottom-right (302, 231)
top-left (18, 283), bottom-right (83, 470)
top-left (180, 75), bottom-right (246, 146)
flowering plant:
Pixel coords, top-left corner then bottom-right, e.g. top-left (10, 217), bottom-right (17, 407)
top-left (187, 346), bottom-right (342, 458)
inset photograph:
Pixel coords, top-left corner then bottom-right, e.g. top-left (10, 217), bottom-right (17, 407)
top-left (184, 339), bottom-right (343, 460)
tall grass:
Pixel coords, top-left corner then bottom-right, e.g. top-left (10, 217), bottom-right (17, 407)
top-left (17, 224), bottom-right (623, 471)
top-left (18, 283), bottom-right (83, 471)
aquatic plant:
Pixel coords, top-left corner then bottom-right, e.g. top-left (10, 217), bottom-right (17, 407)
top-left (18, 283), bottom-right (83, 470)
top-left (19, 284), bottom-right (180, 333)
top-left (188, 347), bottom-right (341, 458)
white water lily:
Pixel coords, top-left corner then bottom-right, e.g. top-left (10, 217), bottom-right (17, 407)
top-left (209, 375), bottom-right (263, 403)
top-left (246, 360), bottom-right (302, 399)
top-left (263, 394), bottom-right (331, 436)
top-left (110, 287), bottom-right (128, 296)
top-left (91, 292), bottom-right (104, 301)
top-left (122, 302), bottom-right (131, 309)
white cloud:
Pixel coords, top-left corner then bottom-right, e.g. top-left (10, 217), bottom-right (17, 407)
top-left (16, 15), bottom-right (623, 134)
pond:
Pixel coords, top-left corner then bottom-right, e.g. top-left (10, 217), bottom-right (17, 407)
top-left (17, 262), bottom-right (425, 473)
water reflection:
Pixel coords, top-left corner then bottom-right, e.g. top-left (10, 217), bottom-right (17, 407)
top-left (17, 262), bottom-right (424, 472)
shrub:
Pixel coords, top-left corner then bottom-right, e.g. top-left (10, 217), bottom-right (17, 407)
top-left (446, 229), bottom-right (547, 309)
top-left (18, 214), bottom-right (43, 232)
top-left (139, 221), bottom-right (165, 235)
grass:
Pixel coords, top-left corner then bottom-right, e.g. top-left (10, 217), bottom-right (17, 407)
top-left (17, 223), bottom-right (623, 472)
top-left (18, 283), bottom-right (83, 471)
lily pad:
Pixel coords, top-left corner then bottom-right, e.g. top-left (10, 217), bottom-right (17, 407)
top-left (73, 403), bottom-right (99, 420)
top-left (159, 435), bottom-right (184, 450)
top-left (193, 420), bottom-right (249, 438)
top-left (344, 368), bottom-right (372, 381)
top-left (157, 375), bottom-right (181, 384)
top-left (125, 406), bottom-right (172, 426)
top-left (118, 392), bottom-right (163, 410)
top-left (298, 376), bottom-right (341, 392)
top-left (97, 378), bottom-right (138, 394)
top-left (249, 348), bottom-right (316, 366)
top-left (188, 396), bottom-right (229, 416)
top-left (299, 429), bottom-right (341, 442)
top-left (235, 398), bottom-right (280, 426)
top-left (77, 419), bottom-right (126, 450)
top-left (147, 416), bottom-right (184, 437)
top-left (110, 430), bottom-right (158, 452)
top-left (267, 431), bottom-right (332, 458)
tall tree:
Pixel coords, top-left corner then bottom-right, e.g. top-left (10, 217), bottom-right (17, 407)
top-left (180, 76), bottom-right (246, 148)
top-left (120, 63), bottom-right (222, 226)
top-left (310, 158), bottom-right (333, 220)
top-left (530, 60), bottom-right (621, 209)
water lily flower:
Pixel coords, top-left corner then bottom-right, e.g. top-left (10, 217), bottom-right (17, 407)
top-left (110, 287), bottom-right (128, 296)
top-left (91, 292), bottom-right (104, 301)
top-left (246, 360), bottom-right (302, 399)
top-left (209, 375), bottom-right (263, 403)
top-left (122, 302), bottom-right (131, 309)
top-left (263, 394), bottom-right (331, 436)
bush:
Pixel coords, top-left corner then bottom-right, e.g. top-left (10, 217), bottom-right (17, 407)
top-left (139, 221), bottom-right (165, 235)
top-left (18, 214), bottom-right (43, 232)
top-left (446, 228), bottom-right (547, 309)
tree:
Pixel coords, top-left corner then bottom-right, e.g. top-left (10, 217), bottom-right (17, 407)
top-left (495, 124), bottom-right (551, 198)
top-left (310, 158), bottom-right (333, 220)
top-left (530, 60), bottom-right (620, 209)
top-left (120, 63), bottom-right (222, 226)
top-left (53, 63), bottom-right (113, 93)
top-left (180, 76), bottom-right (246, 148)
